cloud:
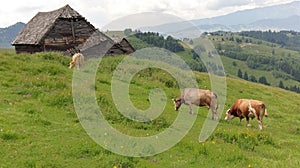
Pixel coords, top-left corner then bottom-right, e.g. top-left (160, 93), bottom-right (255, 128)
top-left (207, 0), bottom-right (253, 10)
top-left (101, 12), bottom-right (185, 30)
top-left (0, 0), bottom-right (297, 28)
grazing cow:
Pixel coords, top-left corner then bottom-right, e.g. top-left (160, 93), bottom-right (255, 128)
top-left (224, 99), bottom-right (268, 130)
top-left (69, 53), bottom-right (84, 70)
top-left (172, 88), bottom-right (218, 120)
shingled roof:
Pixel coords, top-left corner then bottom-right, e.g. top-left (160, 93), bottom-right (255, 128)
top-left (79, 29), bottom-right (114, 57)
top-left (12, 5), bottom-right (88, 45)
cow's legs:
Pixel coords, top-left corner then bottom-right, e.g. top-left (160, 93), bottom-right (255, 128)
top-left (189, 104), bottom-right (193, 115)
top-left (211, 109), bottom-right (218, 121)
top-left (239, 117), bottom-right (242, 123)
top-left (246, 117), bottom-right (251, 127)
top-left (258, 120), bottom-right (263, 130)
top-left (208, 103), bottom-right (218, 120)
top-left (257, 118), bottom-right (263, 130)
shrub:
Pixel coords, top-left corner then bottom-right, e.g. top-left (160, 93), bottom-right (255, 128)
top-left (0, 131), bottom-right (19, 140)
top-left (45, 90), bottom-right (73, 107)
top-left (165, 80), bottom-right (174, 88)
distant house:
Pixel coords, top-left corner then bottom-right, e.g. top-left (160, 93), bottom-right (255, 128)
top-left (11, 5), bottom-right (134, 56)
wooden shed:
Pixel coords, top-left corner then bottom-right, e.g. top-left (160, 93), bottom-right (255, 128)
top-left (106, 38), bottom-right (135, 56)
top-left (11, 4), bottom-right (134, 56)
top-left (12, 5), bottom-right (98, 54)
top-left (80, 29), bottom-right (115, 58)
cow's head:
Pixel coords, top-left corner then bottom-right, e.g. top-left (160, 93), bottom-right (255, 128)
top-left (172, 98), bottom-right (182, 111)
top-left (69, 61), bottom-right (76, 69)
top-left (224, 109), bottom-right (235, 120)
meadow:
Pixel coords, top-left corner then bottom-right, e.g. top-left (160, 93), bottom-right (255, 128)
top-left (0, 50), bottom-right (300, 167)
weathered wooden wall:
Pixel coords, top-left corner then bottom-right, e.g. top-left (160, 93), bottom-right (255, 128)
top-left (14, 45), bottom-right (43, 54)
top-left (14, 18), bottom-right (96, 55)
top-left (41, 18), bottom-right (95, 53)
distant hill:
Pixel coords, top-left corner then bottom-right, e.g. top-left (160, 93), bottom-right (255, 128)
top-left (191, 1), bottom-right (300, 26)
top-left (141, 1), bottom-right (300, 37)
top-left (248, 15), bottom-right (300, 31)
top-left (0, 22), bottom-right (24, 48)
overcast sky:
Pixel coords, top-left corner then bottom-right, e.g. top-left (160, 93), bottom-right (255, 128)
top-left (0, 0), bottom-right (297, 28)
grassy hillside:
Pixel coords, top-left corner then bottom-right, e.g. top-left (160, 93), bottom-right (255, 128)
top-left (1, 51), bottom-right (300, 167)
top-left (204, 33), bottom-right (300, 92)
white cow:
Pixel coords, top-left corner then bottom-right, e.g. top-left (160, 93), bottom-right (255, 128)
top-left (69, 53), bottom-right (84, 70)
top-left (172, 88), bottom-right (218, 120)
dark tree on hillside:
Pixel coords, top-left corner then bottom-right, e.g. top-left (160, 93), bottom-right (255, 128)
top-left (236, 38), bottom-right (242, 43)
top-left (244, 72), bottom-right (248, 80)
top-left (232, 61), bottom-right (237, 66)
top-left (258, 76), bottom-right (270, 85)
top-left (279, 80), bottom-right (284, 89)
top-left (289, 85), bottom-right (300, 93)
top-left (191, 49), bottom-right (200, 60)
top-left (238, 69), bottom-right (243, 78)
top-left (249, 75), bottom-right (257, 82)
top-left (272, 49), bottom-right (275, 55)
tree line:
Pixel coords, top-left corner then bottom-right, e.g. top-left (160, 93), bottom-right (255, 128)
top-left (237, 69), bottom-right (270, 85)
top-left (237, 68), bottom-right (300, 93)
top-left (125, 29), bottom-right (184, 53)
top-left (239, 30), bottom-right (300, 52)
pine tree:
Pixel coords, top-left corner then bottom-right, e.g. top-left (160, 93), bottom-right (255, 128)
top-left (279, 81), bottom-right (284, 88)
top-left (249, 75), bottom-right (257, 82)
top-left (244, 72), bottom-right (248, 80)
top-left (237, 69), bottom-right (243, 78)
top-left (258, 76), bottom-right (270, 85)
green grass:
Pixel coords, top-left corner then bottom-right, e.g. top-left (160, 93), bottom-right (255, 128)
top-left (0, 51), bottom-right (300, 167)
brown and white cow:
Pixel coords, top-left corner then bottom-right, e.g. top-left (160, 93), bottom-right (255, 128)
top-left (69, 53), bottom-right (84, 70)
top-left (224, 99), bottom-right (268, 130)
top-left (172, 88), bottom-right (218, 120)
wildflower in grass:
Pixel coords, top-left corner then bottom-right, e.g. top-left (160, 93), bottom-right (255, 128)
top-left (113, 166), bottom-right (117, 168)
top-left (248, 164), bottom-right (251, 168)
top-left (211, 141), bottom-right (216, 144)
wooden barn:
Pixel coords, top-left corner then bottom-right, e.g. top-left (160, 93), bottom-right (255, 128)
top-left (11, 4), bottom-right (135, 56)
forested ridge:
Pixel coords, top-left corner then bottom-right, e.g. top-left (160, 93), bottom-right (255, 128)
top-left (239, 30), bottom-right (300, 52)
top-left (124, 29), bottom-right (300, 93)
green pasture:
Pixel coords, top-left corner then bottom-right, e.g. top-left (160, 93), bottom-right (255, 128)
top-left (0, 52), bottom-right (299, 167)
